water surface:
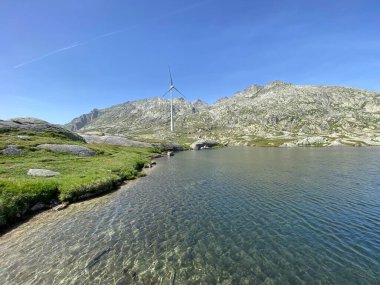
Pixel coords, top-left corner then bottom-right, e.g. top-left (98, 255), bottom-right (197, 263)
top-left (1, 147), bottom-right (379, 284)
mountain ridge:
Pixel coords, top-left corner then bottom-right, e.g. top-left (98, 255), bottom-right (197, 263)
top-left (65, 81), bottom-right (380, 146)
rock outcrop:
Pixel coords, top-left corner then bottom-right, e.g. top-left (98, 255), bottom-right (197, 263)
top-left (81, 134), bottom-right (184, 151)
top-left (295, 136), bottom-right (328, 146)
top-left (0, 118), bottom-right (83, 141)
top-left (329, 140), bottom-right (344, 147)
top-left (154, 142), bottom-right (183, 151)
top-left (81, 134), bottom-right (153, 148)
top-left (37, 144), bottom-right (96, 156)
top-left (190, 140), bottom-right (220, 150)
top-left (67, 109), bottom-right (100, 131)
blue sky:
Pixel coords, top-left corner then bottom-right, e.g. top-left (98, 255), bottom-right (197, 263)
top-left (1, 0), bottom-right (379, 124)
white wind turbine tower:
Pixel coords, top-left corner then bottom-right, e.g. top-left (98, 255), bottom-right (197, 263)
top-left (161, 67), bottom-right (185, 132)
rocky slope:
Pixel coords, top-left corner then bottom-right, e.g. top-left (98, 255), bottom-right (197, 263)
top-left (65, 81), bottom-right (380, 146)
top-left (1, 118), bottom-right (84, 141)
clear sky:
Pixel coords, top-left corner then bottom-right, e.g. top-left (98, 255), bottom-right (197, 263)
top-left (1, 0), bottom-right (379, 124)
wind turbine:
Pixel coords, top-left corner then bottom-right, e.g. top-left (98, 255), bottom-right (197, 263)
top-left (161, 67), bottom-right (185, 132)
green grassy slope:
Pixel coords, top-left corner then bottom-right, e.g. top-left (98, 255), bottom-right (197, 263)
top-left (0, 130), bottom-right (159, 228)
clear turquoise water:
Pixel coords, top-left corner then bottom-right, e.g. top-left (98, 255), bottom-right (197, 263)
top-left (0, 147), bottom-right (379, 284)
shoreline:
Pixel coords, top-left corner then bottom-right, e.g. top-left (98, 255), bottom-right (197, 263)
top-left (1, 143), bottom-right (375, 235)
top-left (0, 154), bottom-right (164, 236)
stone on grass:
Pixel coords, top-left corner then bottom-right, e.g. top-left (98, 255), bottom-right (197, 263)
top-left (16, 135), bottom-right (30, 139)
top-left (0, 145), bottom-right (22, 156)
top-left (27, 169), bottom-right (60, 177)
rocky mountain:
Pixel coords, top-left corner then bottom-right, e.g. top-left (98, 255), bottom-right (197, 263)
top-left (65, 81), bottom-right (380, 146)
top-left (68, 108), bottom-right (100, 131)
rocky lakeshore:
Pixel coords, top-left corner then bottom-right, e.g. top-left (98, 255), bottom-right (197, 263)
top-left (0, 118), bottom-right (176, 231)
top-left (0, 118), bottom-right (228, 231)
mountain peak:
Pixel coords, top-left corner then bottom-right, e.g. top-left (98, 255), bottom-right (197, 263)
top-left (241, 84), bottom-right (263, 94)
top-left (193, 99), bottom-right (208, 107)
top-left (265, 80), bottom-right (292, 88)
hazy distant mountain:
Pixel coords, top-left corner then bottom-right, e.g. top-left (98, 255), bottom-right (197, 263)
top-left (65, 81), bottom-right (380, 146)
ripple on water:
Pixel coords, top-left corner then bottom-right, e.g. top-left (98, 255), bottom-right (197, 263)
top-left (0, 147), bottom-right (380, 284)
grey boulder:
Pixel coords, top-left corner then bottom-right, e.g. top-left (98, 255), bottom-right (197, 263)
top-left (27, 169), bottom-right (60, 177)
top-left (190, 140), bottom-right (219, 150)
top-left (153, 142), bottom-right (183, 151)
top-left (0, 145), bottom-right (22, 156)
top-left (81, 134), bottom-right (153, 148)
top-left (37, 144), bottom-right (96, 156)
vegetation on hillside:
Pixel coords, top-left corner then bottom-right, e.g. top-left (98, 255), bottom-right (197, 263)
top-left (0, 130), bottom-right (159, 228)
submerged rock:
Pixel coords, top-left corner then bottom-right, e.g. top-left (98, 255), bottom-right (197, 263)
top-left (27, 169), bottom-right (60, 177)
top-left (37, 144), bottom-right (96, 156)
top-left (152, 154), bottom-right (162, 158)
top-left (30, 202), bottom-right (48, 212)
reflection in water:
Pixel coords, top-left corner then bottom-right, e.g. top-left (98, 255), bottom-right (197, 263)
top-left (1, 147), bottom-right (380, 284)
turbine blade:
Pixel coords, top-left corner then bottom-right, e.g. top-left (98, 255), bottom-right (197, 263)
top-left (162, 89), bottom-right (171, 97)
top-left (168, 66), bottom-right (173, 85)
top-left (174, 87), bottom-right (186, 99)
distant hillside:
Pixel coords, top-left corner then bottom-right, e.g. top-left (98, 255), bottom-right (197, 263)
top-left (65, 81), bottom-right (380, 146)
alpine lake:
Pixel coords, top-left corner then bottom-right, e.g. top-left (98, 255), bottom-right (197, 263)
top-left (1, 147), bottom-right (379, 284)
